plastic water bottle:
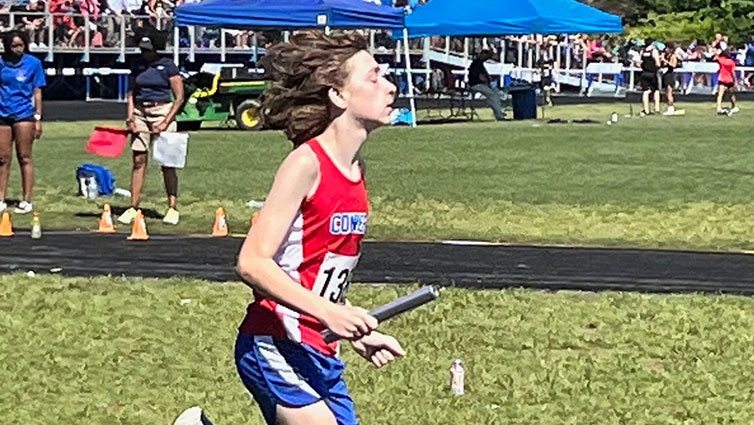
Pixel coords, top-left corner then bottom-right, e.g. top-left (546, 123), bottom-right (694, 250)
top-left (611, 112), bottom-right (618, 123)
top-left (86, 177), bottom-right (98, 200)
top-left (31, 212), bottom-right (42, 239)
top-left (450, 359), bottom-right (465, 395)
top-left (114, 188), bottom-right (132, 198)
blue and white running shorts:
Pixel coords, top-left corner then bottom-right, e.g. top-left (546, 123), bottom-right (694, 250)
top-left (234, 333), bottom-right (359, 425)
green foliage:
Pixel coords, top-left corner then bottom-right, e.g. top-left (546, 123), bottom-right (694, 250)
top-left (626, 11), bottom-right (720, 43)
top-left (620, 0), bottom-right (754, 44)
top-left (5, 275), bottom-right (754, 424)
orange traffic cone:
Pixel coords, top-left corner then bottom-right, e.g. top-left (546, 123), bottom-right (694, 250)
top-left (127, 209), bottom-right (149, 240)
top-left (212, 207), bottom-right (229, 237)
top-left (98, 204), bottom-right (116, 233)
top-left (250, 211), bottom-right (259, 226)
top-left (0, 211), bottom-right (13, 237)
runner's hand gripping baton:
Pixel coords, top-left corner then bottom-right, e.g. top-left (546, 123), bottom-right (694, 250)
top-left (322, 285), bottom-right (440, 344)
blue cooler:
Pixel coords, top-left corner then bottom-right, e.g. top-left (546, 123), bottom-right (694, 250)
top-left (511, 88), bottom-right (537, 120)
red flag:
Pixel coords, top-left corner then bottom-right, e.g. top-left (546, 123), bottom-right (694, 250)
top-left (86, 127), bottom-right (129, 158)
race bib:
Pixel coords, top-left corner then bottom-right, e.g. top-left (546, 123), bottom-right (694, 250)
top-left (312, 252), bottom-right (359, 303)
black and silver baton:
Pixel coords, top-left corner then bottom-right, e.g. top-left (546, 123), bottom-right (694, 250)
top-left (322, 285), bottom-right (440, 344)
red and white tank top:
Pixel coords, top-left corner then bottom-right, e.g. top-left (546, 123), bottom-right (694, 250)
top-left (239, 138), bottom-right (369, 356)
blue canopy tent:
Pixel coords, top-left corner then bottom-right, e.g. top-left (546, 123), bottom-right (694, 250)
top-left (175, 0), bottom-right (405, 30)
top-left (175, 0), bottom-right (417, 126)
top-left (404, 0), bottom-right (622, 37)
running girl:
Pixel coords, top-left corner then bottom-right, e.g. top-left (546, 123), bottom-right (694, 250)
top-left (234, 31), bottom-right (404, 425)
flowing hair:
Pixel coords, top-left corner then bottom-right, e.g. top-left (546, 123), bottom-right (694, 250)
top-left (260, 30), bottom-right (367, 147)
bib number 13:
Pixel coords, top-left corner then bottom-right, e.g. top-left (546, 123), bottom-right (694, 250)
top-left (313, 252), bottom-right (360, 303)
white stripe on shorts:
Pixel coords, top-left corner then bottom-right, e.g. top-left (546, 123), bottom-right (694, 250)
top-left (254, 336), bottom-right (319, 398)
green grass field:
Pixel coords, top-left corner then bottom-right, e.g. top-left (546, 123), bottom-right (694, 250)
top-left (4, 274), bottom-right (754, 425)
top-left (5, 103), bottom-right (754, 424)
top-left (9, 100), bottom-right (754, 251)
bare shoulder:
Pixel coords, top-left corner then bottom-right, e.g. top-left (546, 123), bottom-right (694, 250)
top-left (280, 144), bottom-right (319, 178)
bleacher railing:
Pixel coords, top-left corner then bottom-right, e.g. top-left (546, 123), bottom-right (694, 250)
top-left (3, 11), bottom-right (750, 97)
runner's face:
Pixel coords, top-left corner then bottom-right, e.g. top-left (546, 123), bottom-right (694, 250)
top-left (340, 51), bottom-right (396, 128)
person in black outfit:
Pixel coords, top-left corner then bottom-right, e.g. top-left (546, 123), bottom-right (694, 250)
top-left (661, 42), bottom-right (680, 115)
top-left (468, 50), bottom-right (505, 121)
top-left (537, 44), bottom-right (557, 106)
top-left (638, 39), bottom-right (661, 115)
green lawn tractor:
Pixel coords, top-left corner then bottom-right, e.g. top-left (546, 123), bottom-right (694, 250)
top-left (176, 67), bottom-right (269, 131)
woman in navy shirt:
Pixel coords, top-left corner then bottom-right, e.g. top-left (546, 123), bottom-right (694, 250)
top-left (0, 30), bottom-right (46, 215)
top-left (117, 35), bottom-right (184, 226)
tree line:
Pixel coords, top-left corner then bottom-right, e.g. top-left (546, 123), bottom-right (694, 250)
top-left (581, 0), bottom-right (754, 44)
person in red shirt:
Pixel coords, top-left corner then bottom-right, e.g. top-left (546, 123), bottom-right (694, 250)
top-left (716, 49), bottom-right (739, 116)
top-left (228, 31), bottom-right (404, 425)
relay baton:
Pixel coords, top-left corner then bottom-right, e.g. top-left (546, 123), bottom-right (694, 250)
top-left (322, 285), bottom-right (440, 343)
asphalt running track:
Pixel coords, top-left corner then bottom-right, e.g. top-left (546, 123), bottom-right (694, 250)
top-left (3, 231), bottom-right (754, 295)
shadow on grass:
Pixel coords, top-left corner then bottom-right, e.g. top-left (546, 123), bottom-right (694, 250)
top-left (74, 206), bottom-right (163, 219)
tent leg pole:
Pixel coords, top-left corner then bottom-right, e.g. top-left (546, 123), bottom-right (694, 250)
top-left (403, 28), bottom-right (417, 128)
top-left (463, 37), bottom-right (469, 81)
top-left (424, 37), bottom-right (430, 92)
top-left (173, 25), bottom-right (180, 66)
top-left (220, 28), bottom-right (226, 62)
top-left (500, 38), bottom-right (505, 86)
top-left (189, 26), bottom-right (195, 62)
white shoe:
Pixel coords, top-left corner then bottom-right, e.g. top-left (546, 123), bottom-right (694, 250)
top-left (117, 207), bottom-right (138, 225)
top-left (173, 406), bottom-right (214, 425)
top-left (663, 106), bottom-right (676, 116)
top-left (162, 207), bottom-right (180, 225)
top-left (15, 201), bottom-right (33, 214)
top-left (0, 201), bottom-right (6, 212)
top-left (730, 106), bottom-right (740, 114)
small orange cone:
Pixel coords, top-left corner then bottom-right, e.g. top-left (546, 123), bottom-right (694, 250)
top-left (98, 204), bottom-right (116, 233)
top-left (0, 211), bottom-right (13, 237)
top-left (127, 209), bottom-right (149, 240)
top-left (212, 207), bottom-right (229, 237)
top-left (250, 211), bottom-right (259, 226)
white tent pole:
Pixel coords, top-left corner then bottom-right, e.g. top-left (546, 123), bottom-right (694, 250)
top-left (500, 38), bottom-right (505, 86)
top-left (173, 25), bottom-right (180, 66)
top-left (463, 37), bottom-right (469, 81)
top-left (220, 28), bottom-right (227, 62)
top-left (424, 37), bottom-right (430, 91)
top-left (403, 28), bottom-right (417, 128)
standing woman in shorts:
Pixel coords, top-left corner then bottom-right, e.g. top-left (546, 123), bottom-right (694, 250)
top-left (118, 35), bottom-right (184, 226)
top-left (233, 31), bottom-right (404, 425)
top-left (638, 39), bottom-right (661, 116)
top-left (661, 43), bottom-right (680, 115)
top-left (716, 49), bottom-right (739, 116)
top-left (0, 30), bottom-right (45, 214)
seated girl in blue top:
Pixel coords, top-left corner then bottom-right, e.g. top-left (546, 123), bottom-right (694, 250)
top-left (0, 30), bottom-right (46, 214)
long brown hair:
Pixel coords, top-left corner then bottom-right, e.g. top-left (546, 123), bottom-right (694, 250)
top-left (261, 30), bottom-right (368, 147)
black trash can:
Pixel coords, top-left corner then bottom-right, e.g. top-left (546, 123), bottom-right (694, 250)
top-left (511, 88), bottom-right (537, 120)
